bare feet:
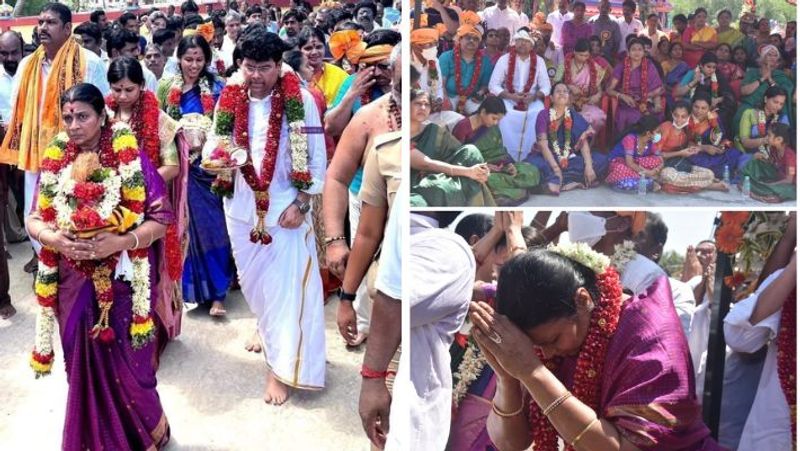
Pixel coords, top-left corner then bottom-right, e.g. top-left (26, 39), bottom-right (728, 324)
top-left (562, 182), bottom-right (582, 192)
top-left (245, 329), bottom-right (262, 353)
top-left (23, 254), bottom-right (38, 274)
top-left (546, 183), bottom-right (561, 195)
top-left (263, 370), bottom-right (290, 405)
top-left (0, 303), bottom-right (15, 319)
top-left (708, 181), bottom-right (730, 192)
top-left (209, 300), bottom-right (227, 317)
top-left (347, 332), bottom-right (368, 348)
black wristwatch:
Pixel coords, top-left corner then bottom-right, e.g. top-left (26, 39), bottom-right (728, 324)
top-left (338, 288), bottom-right (357, 302)
top-left (292, 197), bottom-right (311, 214)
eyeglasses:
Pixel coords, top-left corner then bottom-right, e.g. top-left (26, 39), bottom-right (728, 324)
top-left (243, 64), bottom-right (275, 75)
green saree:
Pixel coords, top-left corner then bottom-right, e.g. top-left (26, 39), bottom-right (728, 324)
top-left (469, 125), bottom-right (540, 202)
top-left (739, 158), bottom-right (796, 201)
top-left (410, 123), bottom-right (496, 207)
top-left (733, 68), bottom-right (795, 131)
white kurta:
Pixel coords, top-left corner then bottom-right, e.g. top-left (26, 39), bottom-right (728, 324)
top-left (489, 53), bottom-right (551, 162)
top-left (221, 87), bottom-right (327, 390)
top-left (724, 268), bottom-right (792, 449)
top-left (546, 10), bottom-right (573, 50)
top-left (479, 5), bottom-right (527, 34)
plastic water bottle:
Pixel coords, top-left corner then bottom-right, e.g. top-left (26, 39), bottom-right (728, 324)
top-left (742, 176), bottom-right (751, 199)
top-left (723, 165), bottom-right (730, 185)
top-left (637, 171), bottom-right (647, 196)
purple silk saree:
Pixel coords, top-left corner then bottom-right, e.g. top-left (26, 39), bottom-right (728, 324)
top-left (57, 152), bottom-right (174, 450)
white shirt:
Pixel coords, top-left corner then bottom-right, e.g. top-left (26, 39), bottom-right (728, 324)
top-left (669, 277), bottom-right (696, 339)
top-left (724, 268), bottom-right (792, 449)
top-left (162, 56), bottom-right (179, 79)
top-left (375, 182), bottom-right (403, 300)
top-left (0, 66), bottom-right (14, 123)
top-left (412, 57), bottom-right (444, 101)
top-left (546, 9), bottom-right (573, 49)
top-left (618, 253), bottom-right (664, 296)
top-left (616, 16), bottom-right (644, 52)
top-left (216, 87), bottom-right (326, 227)
top-left (409, 227), bottom-right (474, 451)
top-left (488, 52), bottom-right (551, 98)
top-left (221, 35), bottom-right (237, 68)
top-left (480, 5), bottom-right (526, 34)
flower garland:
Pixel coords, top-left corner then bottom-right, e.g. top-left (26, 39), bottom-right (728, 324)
top-left (31, 124), bottom-right (153, 377)
top-left (452, 339), bottom-right (487, 405)
top-left (622, 56), bottom-right (649, 113)
top-left (690, 71), bottom-right (718, 99)
top-left (610, 240), bottom-right (637, 271)
top-left (505, 47), bottom-right (537, 111)
top-left (165, 74), bottom-right (215, 121)
top-left (564, 54), bottom-right (598, 97)
top-left (549, 108), bottom-right (573, 169)
top-left (454, 45), bottom-right (483, 114)
top-left (530, 242), bottom-right (623, 450)
top-left (213, 69), bottom-right (311, 244)
top-left (688, 113), bottom-right (723, 147)
top-left (756, 109), bottom-right (779, 157)
top-left (387, 95), bottom-right (401, 132)
top-left (777, 287), bottom-right (796, 445)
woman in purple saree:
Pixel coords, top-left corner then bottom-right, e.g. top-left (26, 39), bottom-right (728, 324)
top-left (467, 246), bottom-right (721, 450)
top-left (27, 84), bottom-right (173, 450)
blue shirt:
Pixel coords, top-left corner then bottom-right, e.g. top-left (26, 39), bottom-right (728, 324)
top-left (438, 49), bottom-right (493, 98)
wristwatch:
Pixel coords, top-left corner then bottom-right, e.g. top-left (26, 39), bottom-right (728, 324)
top-left (292, 197), bottom-right (311, 214)
top-left (338, 288), bottom-right (357, 302)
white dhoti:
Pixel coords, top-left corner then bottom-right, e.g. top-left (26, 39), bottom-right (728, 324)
top-left (25, 170), bottom-right (41, 253)
top-left (498, 99), bottom-right (544, 162)
top-left (228, 216), bottom-right (327, 390)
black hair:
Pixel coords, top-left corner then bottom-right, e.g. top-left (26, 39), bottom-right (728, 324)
top-left (477, 95), bottom-right (506, 115)
top-left (673, 14), bottom-right (687, 24)
top-left (181, 0), bottom-right (200, 14)
top-left (184, 14), bottom-right (203, 29)
top-left (622, 0), bottom-right (636, 10)
top-left (410, 88), bottom-right (429, 102)
top-left (647, 13), bottom-right (658, 20)
top-left (691, 91), bottom-right (713, 107)
top-left (74, 22), bottom-right (102, 43)
top-left (212, 15), bottom-right (225, 31)
top-left (716, 42), bottom-right (731, 53)
top-left (60, 83), bottom-right (105, 115)
top-left (671, 99), bottom-right (691, 115)
top-left (283, 49), bottom-right (304, 73)
top-left (694, 7), bottom-right (708, 16)
top-left (410, 64), bottom-right (420, 86)
top-left (225, 46), bottom-right (243, 77)
top-left (573, 1), bottom-right (585, 9)
top-left (117, 12), bottom-right (137, 27)
top-left (626, 36), bottom-right (644, 50)
top-left (614, 114), bottom-right (661, 145)
top-left (335, 21), bottom-right (363, 32)
top-left (42, 3), bottom-right (72, 25)
top-left (589, 35), bottom-right (601, 44)
top-left (497, 250), bottom-right (601, 330)
top-left (166, 16), bottom-right (184, 32)
top-left (355, 0), bottom-right (378, 18)
top-left (454, 214), bottom-right (493, 243)
top-left (699, 52), bottom-right (718, 66)
top-left (436, 212), bottom-right (461, 228)
top-left (283, 9), bottom-right (307, 24)
top-left (240, 27), bottom-right (289, 63)
top-left (495, 226), bottom-right (545, 253)
top-left (152, 28), bottom-right (176, 46)
top-left (107, 56), bottom-right (145, 86)
top-left (574, 38), bottom-right (590, 53)
top-left (763, 85), bottom-right (788, 103)
top-left (364, 29), bottom-right (401, 47)
top-left (768, 122), bottom-right (791, 144)
top-left (639, 36), bottom-right (652, 47)
top-left (246, 5), bottom-right (263, 17)
top-left (643, 212), bottom-right (668, 246)
top-left (106, 29), bottom-right (139, 55)
top-left (297, 26), bottom-right (326, 48)
top-left (89, 10), bottom-right (105, 24)
top-left (717, 9), bottom-right (732, 19)
top-left (177, 35), bottom-right (216, 88)
top-left (669, 41), bottom-right (683, 53)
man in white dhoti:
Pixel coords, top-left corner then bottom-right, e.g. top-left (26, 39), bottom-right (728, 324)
top-left (208, 28), bottom-right (327, 404)
top-left (488, 30), bottom-right (551, 162)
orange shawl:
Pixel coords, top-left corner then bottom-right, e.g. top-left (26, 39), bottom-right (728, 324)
top-left (0, 37), bottom-right (86, 172)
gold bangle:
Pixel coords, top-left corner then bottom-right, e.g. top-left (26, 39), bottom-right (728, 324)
top-left (570, 417), bottom-right (600, 447)
top-left (542, 391), bottom-right (572, 417)
top-left (491, 400), bottom-right (524, 418)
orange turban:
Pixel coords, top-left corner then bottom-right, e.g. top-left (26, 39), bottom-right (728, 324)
top-left (330, 30), bottom-right (366, 63)
top-left (617, 212), bottom-right (647, 235)
top-left (411, 28), bottom-right (439, 46)
top-left (460, 11), bottom-right (481, 26)
top-left (196, 22), bottom-right (215, 44)
top-left (456, 24), bottom-right (482, 40)
top-left (358, 44), bottom-right (394, 64)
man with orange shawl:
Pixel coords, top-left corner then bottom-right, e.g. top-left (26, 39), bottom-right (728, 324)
top-left (0, 3), bottom-right (109, 255)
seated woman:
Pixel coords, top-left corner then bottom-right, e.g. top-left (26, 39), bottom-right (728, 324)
top-left (735, 86), bottom-right (790, 160)
top-left (26, 83), bottom-right (172, 449)
top-left (715, 43), bottom-right (745, 99)
top-left (740, 122), bottom-right (796, 203)
top-left (684, 93), bottom-right (743, 180)
top-left (606, 37), bottom-right (663, 135)
top-left (656, 100), bottom-right (729, 193)
top-left (605, 115), bottom-right (663, 192)
top-left (662, 42), bottom-right (691, 108)
top-left (473, 245), bottom-right (722, 450)
top-left (674, 52), bottom-right (736, 139)
top-left (733, 45), bottom-right (795, 132)
top-left (452, 97), bottom-right (540, 206)
top-left (410, 89), bottom-right (494, 206)
top-left (563, 39), bottom-right (607, 134)
top-left (524, 83), bottom-right (608, 195)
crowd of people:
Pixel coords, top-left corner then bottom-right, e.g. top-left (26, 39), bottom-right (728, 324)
top-left (0, 1), bottom-right (403, 449)
top-left (410, 0), bottom-right (796, 206)
top-left (409, 210), bottom-right (796, 450)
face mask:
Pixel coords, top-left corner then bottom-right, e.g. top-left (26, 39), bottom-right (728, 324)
top-left (421, 47), bottom-right (438, 61)
top-left (672, 120), bottom-right (688, 129)
top-left (568, 212), bottom-right (607, 247)
top-left (652, 132), bottom-right (662, 144)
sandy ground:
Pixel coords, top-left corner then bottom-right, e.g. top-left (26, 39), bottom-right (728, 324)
top-left (0, 241), bottom-right (369, 450)
top-left (520, 184), bottom-right (796, 207)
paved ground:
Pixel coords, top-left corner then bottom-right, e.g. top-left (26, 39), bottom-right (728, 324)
top-left (0, 241), bottom-right (369, 450)
top-left (521, 184), bottom-right (796, 207)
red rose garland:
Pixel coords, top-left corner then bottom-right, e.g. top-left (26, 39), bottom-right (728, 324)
top-left (106, 91), bottom-right (162, 168)
top-left (777, 288), bottom-right (796, 445)
top-left (505, 47), bottom-right (538, 111)
top-left (564, 54), bottom-right (598, 97)
top-left (454, 45), bottom-right (484, 113)
top-left (622, 57), bottom-right (649, 112)
top-left (164, 75), bottom-right (215, 121)
top-left (529, 267), bottom-right (624, 450)
top-left (688, 114), bottom-right (723, 147)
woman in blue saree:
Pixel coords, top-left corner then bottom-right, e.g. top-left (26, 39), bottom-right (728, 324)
top-left (157, 35), bottom-right (232, 317)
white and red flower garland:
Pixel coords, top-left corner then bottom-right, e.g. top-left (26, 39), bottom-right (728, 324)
top-left (690, 71), bottom-right (719, 100)
top-left (756, 109), bottom-right (779, 157)
top-left (212, 69), bottom-right (311, 245)
top-left (622, 56), bottom-right (649, 113)
top-left (549, 108), bottom-right (573, 169)
top-left (505, 47), bottom-right (537, 111)
top-left (530, 242), bottom-right (624, 450)
top-left (164, 74), bottom-right (215, 121)
top-left (564, 54), bottom-right (599, 98)
top-left (31, 124), bottom-right (153, 377)
top-left (688, 113), bottom-right (723, 147)
top-left (454, 45), bottom-right (484, 113)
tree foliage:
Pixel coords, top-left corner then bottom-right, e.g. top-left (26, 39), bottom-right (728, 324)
top-left (659, 249), bottom-right (685, 279)
top-left (670, 0), bottom-right (796, 26)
